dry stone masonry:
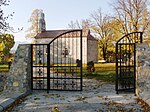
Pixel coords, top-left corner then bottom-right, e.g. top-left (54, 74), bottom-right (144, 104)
top-left (136, 42), bottom-right (150, 106)
top-left (0, 73), bottom-right (8, 92)
top-left (1, 44), bottom-right (31, 97)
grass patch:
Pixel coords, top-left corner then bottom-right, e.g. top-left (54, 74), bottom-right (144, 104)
top-left (83, 63), bottom-right (116, 83)
top-left (1, 63), bottom-right (116, 84)
top-left (48, 63), bottom-right (116, 83)
top-left (0, 64), bottom-right (9, 72)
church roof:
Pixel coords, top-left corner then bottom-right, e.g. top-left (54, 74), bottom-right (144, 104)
top-left (35, 30), bottom-right (73, 38)
top-left (35, 29), bottom-right (97, 41)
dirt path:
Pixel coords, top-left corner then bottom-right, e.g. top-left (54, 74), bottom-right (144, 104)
top-left (11, 79), bottom-right (147, 112)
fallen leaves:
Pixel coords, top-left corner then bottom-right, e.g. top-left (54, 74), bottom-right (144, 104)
top-left (136, 98), bottom-right (150, 111)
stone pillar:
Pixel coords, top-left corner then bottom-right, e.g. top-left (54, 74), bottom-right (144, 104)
top-left (136, 42), bottom-right (150, 106)
top-left (2, 44), bottom-right (31, 97)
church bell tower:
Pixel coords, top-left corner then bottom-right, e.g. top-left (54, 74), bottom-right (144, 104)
top-left (38, 10), bottom-right (46, 33)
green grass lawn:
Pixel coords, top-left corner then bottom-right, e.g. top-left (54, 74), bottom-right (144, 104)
top-left (51, 63), bottom-right (116, 84)
top-left (0, 64), bottom-right (9, 72)
top-left (83, 63), bottom-right (116, 83)
top-left (0, 63), bottom-right (116, 83)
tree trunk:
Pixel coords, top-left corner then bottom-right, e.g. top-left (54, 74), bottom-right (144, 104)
top-left (102, 46), bottom-right (106, 60)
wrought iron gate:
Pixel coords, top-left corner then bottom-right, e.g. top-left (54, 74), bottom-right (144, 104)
top-left (31, 30), bottom-right (82, 92)
top-left (116, 32), bottom-right (143, 94)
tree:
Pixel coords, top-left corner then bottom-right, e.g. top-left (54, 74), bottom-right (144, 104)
top-left (90, 9), bottom-right (115, 61)
top-left (90, 8), bottom-right (124, 61)
top-left (26, 9), bottom-right (41, 38)
top-left (0, 0), bottom-right (14, 33)
top-left (0, 34), bottom-right (15, 62)
top-left (68, 19), bottom-right (91, 30)
top-left (0, 0), bottom-right (23, 34)
top-left (112, 0), bottom-right (150, 34)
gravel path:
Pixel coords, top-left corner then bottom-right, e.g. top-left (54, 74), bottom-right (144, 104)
top-left (11, 79), bottom-right (147, 112)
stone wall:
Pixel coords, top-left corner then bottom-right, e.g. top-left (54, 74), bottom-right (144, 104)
top-left (136, 42), bottom-right (150, 106)
top-left (1, 44), bottom-right (31, 97)
top-left (0, 73), bottom-right (8, 92)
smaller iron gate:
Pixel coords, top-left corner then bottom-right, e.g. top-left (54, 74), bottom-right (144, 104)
top-left (31, 30), bottom-right (83, 92)
top-left (31, 44), bottom-right (48, 90)
top-left (116, 32), bottom-right (143, 94)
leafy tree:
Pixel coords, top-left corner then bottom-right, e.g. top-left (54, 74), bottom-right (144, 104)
top-left (112, 0), bottom-right (150, 34)
top-left (90, 8), bottom-right (123, 61)
top-left (68, 16), bottom-right (121, 61)
top-left (90, 9), bottom-right (114, 61)
top-left (26, 9), bottom-right (41, 38)
top-left (0, 34), bottom-right (15, 62)
top-left (0, 41), bottom-right (5, 51)
top-left (0, 41), bottom-right (5, 62)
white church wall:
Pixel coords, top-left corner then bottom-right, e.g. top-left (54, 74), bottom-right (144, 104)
top-left (35, 37), bottom-right (87, 64)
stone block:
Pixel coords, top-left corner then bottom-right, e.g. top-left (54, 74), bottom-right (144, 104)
top-left (146, 98), bottom-right (150, 106)
top-left (0, 98), bottom-right (15, 109)
top-left (0, 106), bottom-right (3, 112)
top-left (142, 94), bottom-right (150, 101)
top-left (13, 81), bottom-right (19, 87)
top-left (10, 93), bottom-right (24, 99)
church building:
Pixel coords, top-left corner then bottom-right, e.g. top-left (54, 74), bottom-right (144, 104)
top-left (34, 10), bottom-right (98, 64)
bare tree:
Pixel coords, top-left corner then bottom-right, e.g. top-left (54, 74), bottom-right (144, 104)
top-left (90, 8), bottom-right (115, 60)
top-left (68, 10), bottom-right (122, 61)
top-left (0, 0), bottom-right (13, 33)
top-left (113, 0), bottom-right (150, 34)
top-left (68, 19), bottom-right (91, 30)
top-left (0, 0), bottom-right (22, 33)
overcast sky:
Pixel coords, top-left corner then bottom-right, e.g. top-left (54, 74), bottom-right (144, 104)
top-left (4, 0), bottom-right (113, 42)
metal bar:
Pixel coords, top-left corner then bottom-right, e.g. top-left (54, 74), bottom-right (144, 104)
top-left (31, 44), bottom-right (48, 45)
top-left (61, 36), bottom-right (63, 90)
top-left (71, 33), bottom-right (74, 89)
top-left (49, 77), bottom-right (81, 80)
top-left (76, 32), bottom-right (78, 90)
top-left (53, 42), bottom-right (54, 89)
top-left (42, 45), bottom-right (45, 89)
top-left (140, 32), bottom-right (143, 43)
top-left (119, 44), bottom-right (122, 91)
top-left (57, 38), bottom-right (59, 89)
top-left (117, 66), bottom-right (135, 68)
top-left (116, 88), bottom-right (135, 91)
top-left (118, 43), bottom-right (136, 45)
top-left (49, 66), bottom-right (79, 67)
top-left (32, 89), bottom-right (47, 90)
top-left (64, 34), bottom-right (67, 90)
top-left (48, 89), bottom-right (82, 91)
top-left (116, 43), bottom-right (118, 94)
top-left (31, 44), bottom-right (33, 90)
top-left (134, 43), bottom-right (136, 94)
top-left (47, 44), bottom-right (50, 93)
top-left (117, 76), bottom-right (135, 79)
top-left (80, 30), bottom-right (83, 91)
top-left (32, 66), bottom-right (48, 67)
top-left (33, 77), bottom-right (47, 79)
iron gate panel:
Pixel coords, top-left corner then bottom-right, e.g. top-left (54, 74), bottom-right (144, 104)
top-left (48, 30), bottom-right (82, 91)
top-left (31, 30), bottom-right (82, 92)
top-left (116, 32), bottom-right (143, 94)
top-left (31, 44), bottom-right (48, 90)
